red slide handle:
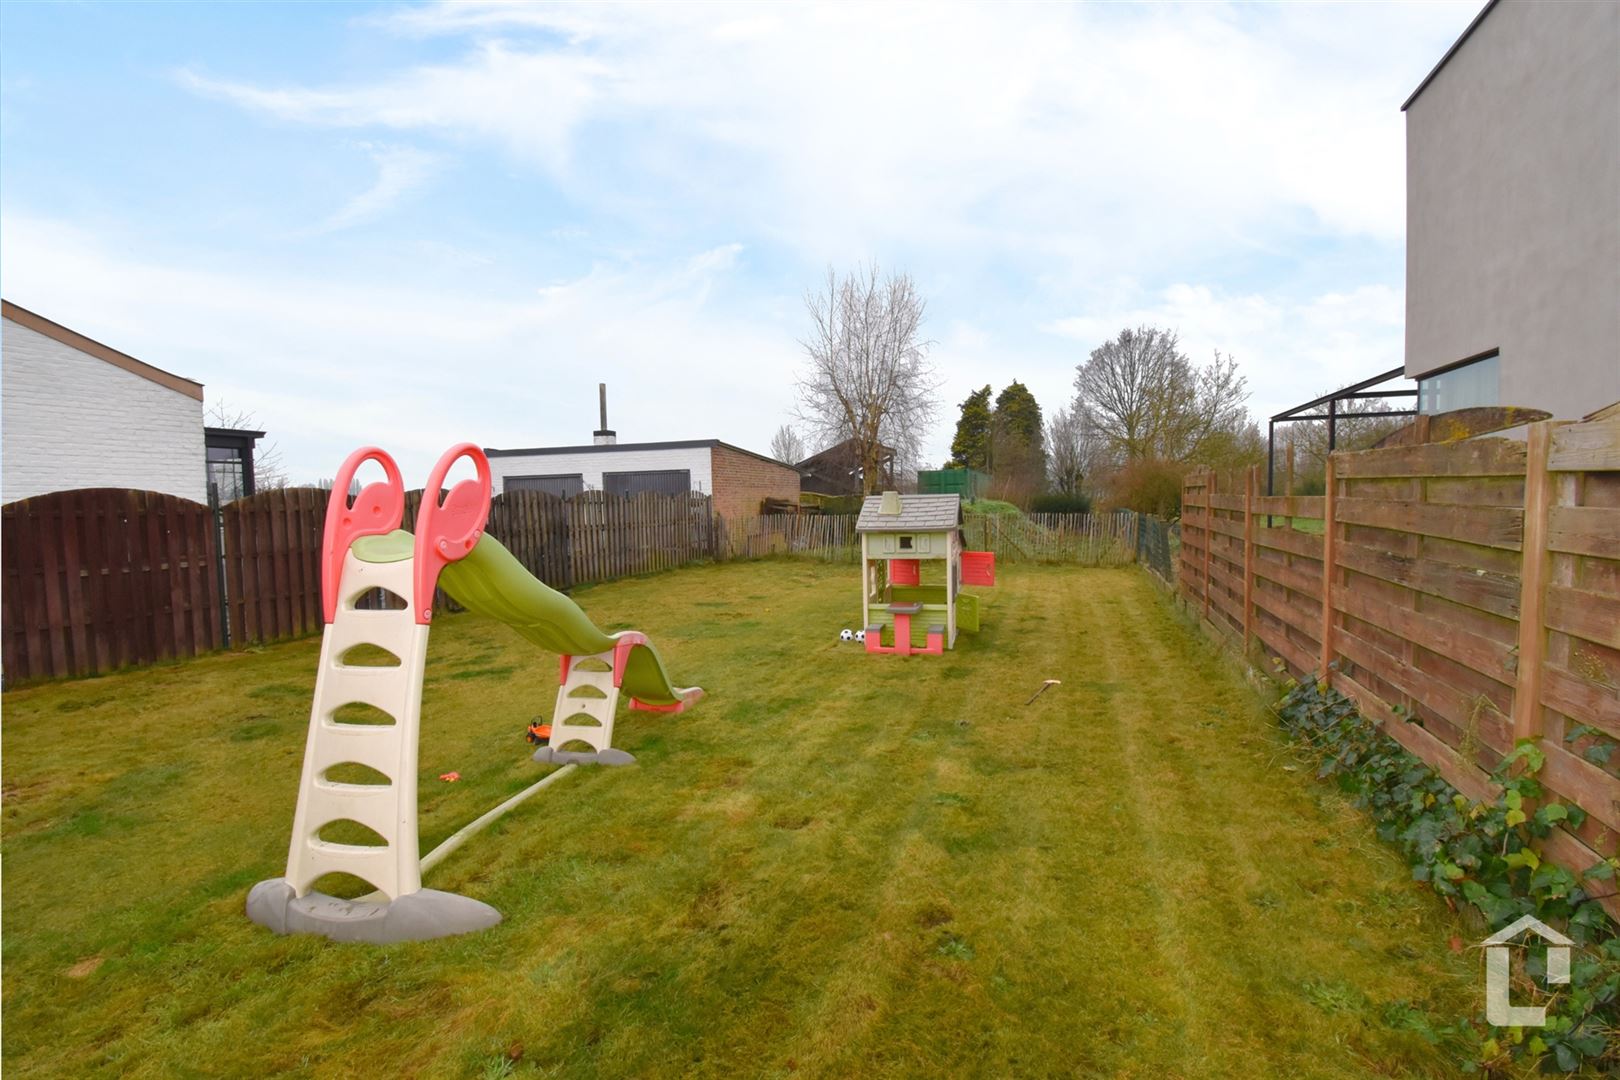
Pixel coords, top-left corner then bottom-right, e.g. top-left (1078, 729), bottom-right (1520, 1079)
top-left (413, 443), bottom-right (493, 624)
top-left (322, 446), bottom-right (406, 624)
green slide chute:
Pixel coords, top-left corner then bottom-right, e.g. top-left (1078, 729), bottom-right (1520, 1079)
top-left (352, 530), bottom-right (691, 706)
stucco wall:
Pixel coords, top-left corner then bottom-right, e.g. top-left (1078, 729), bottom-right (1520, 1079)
top-left (1404, 0), bottom-right (1620, 418)
top-left (1, 317), bottom-right (207, 503)
top-left (709, 444), bottom-right (800, 520)
top-left (488, 444), bottom-right (715, 495)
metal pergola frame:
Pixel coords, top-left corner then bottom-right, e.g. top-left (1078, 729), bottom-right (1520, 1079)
top-left (1267, 366), bottom-right (1417, 497)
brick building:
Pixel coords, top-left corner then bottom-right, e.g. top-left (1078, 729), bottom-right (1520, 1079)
top-left (486, 438), bottom-right (799, 520)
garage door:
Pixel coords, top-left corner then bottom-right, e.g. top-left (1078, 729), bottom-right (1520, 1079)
top-left (504, 473), bottom-right (584, 498)
top-left (603, 469), bottom-right (691, 496)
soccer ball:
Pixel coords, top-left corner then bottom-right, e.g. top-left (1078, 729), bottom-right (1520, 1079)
top-left (839, 628), bottom-right (854, 641)
top-left (854, 629), bottom-right (866, 643)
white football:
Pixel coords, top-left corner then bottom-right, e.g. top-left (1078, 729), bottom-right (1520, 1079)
top-left (840, 628), bottom-right (854, 641)
top-left (854, 629), bottom-right (866, 643)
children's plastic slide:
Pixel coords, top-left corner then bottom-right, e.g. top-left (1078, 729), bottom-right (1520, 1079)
top-left (349, 527), bottom-right (696, 710)
top-left (246, 443), bottom-right (701, 944)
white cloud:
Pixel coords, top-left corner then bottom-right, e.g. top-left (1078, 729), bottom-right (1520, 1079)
top-left (0, 215), bottom-right (798, 484)
top-left (179, 1), bottom-right (1480, 266)
top-left (312, 143), bottom-right (439, 233)
top-left (13, 3), bottom-right (1481, 477)
top-left (1044, 281), bottom-right (1406, 421)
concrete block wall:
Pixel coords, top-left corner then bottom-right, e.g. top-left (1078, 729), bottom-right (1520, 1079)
top-left (1, 317), bottom-right (207, 504)
top-left (1404, 0), bottom-right (1620, 418)
top-left (709, 444), bottom-right (800, 520)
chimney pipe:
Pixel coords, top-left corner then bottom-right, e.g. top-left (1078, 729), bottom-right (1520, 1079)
top-left (593, 382), bottom-right (616, 445)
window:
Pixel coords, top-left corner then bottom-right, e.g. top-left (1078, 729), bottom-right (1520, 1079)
top-left (898, 535), bottom-right (914, 550)
top-left (505, 474), bottom-right (583, 499)
top-left (1418, 352), bottom-right (1499, 414)
top-left (603, 470), bottom-right (691, 496)
top-left (204, 431), bottom-right (260, 503)
top-left (207, 448), bottom-right (248, 502)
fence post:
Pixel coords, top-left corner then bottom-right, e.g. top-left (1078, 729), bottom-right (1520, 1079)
top-left (1511, 421), bottom-right (1554, 744)
top-left (1318, 453), bottom-right (1338, 679)
top-left (209, 482), bottom-right (232, 650)
top-left (1202, 470), bottom-right (1214, 621)
top-left (1243, 465), bottom-right (1255, 656)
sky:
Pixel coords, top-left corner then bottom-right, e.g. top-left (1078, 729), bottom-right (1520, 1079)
top-left (0, 0), bottom-right (1483, 484)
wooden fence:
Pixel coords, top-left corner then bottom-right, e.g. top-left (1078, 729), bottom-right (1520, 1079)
top-left (1177, 411), bottom-right (1620, 917)
top-left (963, 511), bottom-right (1138, 566)
top-left (3, 487), bottom-right (720, 684)
top-left (713, 510), bottom-right (1140, 566)
top-left (4, 490), bottom-right (1143, 685)
top-left (718, 514), bottom-right (861, 561)
top-left (2, 489), bottom-right (224, 680)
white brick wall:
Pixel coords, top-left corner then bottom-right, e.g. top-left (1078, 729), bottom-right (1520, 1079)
top-left (489, 444), bottom-right (714, 495)
top-left (2, 317), bottom-right (207, 503)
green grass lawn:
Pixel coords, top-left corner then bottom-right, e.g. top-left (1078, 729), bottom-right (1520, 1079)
top-left (3, 562), bottom-right (1480, 1077)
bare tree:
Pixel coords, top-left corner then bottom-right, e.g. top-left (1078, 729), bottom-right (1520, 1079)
top-left (769, 423), bottom-right (806, 465)
top-left (1072, 326), bottom-right (1250, 464)
top-left (206, 399), bottom-right (288, 490)
top-left (795, 265), bottom-right (939, 493)
top-left (1275, 388), bottom-right (1409, 493)
top-left (1045, 405), bottom-right (1086, 495)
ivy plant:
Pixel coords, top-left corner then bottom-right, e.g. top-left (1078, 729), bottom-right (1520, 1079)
top-left (1273, 675), bottom-right (1618, 1074)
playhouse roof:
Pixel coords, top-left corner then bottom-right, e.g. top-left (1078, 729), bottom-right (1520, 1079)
top-left (855, 492), bottom-right (962, 533)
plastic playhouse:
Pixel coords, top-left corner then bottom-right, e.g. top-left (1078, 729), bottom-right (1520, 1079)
top-left (246, 443), bottom-right (701, 944)
top-left (855, 491), bottom-right (995, 654)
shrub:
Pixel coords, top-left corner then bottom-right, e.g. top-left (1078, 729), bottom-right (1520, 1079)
top-left (1030, 492), bottom-right (1092, 514)
top-left (1109, 458), bottom-right (1185, 518)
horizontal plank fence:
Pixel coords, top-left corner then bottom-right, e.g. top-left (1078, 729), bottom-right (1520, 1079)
top-left (1178, 411), bottom-right (1620, 918)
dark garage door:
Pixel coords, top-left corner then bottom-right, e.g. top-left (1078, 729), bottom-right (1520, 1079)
top-left (505, 473), bottom-right (584, 498)
top-left (603, 469), bottom-right (691, 496)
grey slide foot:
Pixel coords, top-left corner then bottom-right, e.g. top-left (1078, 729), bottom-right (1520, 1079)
top-left (246, 878), bottom-right (501, 943)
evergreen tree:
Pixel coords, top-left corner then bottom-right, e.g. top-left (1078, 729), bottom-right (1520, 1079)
top-left (991, 381), bottom-right (1046, 503)
top-left (993, 381), bottom-right (1044, 451)
top-left (947, 384), bottom-right (994, 470)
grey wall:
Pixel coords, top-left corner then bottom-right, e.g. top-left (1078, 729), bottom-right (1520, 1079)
top-left (1404, 0), bottom-right (1620, 418)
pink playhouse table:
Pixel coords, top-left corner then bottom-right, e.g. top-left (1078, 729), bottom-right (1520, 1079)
top-left (865, 601), bottom-right (944, 656)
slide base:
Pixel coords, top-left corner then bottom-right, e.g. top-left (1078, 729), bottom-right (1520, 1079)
top-left (246, 878), bottom-right (501, 943)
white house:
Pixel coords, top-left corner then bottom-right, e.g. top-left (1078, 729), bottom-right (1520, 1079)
top-left (486, 438), bottom-right (801, 521)
top-left (2, 301), bottom-right (207, 503)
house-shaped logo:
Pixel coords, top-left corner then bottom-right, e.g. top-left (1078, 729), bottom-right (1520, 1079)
top-left (1482, 914), bottom-right (1573, 1027)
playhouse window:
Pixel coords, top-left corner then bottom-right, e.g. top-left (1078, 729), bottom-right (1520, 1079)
top-left (898, 535), bottom-right (914, 550)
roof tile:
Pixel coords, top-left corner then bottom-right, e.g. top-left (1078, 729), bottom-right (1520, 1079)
top-left (855, 493), bottom-right (962, 532)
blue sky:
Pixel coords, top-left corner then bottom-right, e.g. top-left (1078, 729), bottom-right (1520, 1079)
top-left (1, 1), bottom-right (1481, 483)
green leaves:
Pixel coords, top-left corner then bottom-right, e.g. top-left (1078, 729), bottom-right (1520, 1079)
top-left (1565, 722), bottom-right (1620, 767)
top-left (1272, 682), bottom-right (1619, 1074)
top-left (1503, 847), bottom-right (1540, 871)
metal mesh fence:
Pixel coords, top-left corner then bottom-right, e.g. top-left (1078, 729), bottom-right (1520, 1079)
top-left (1135, 513), bottom-right (1176, 584)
